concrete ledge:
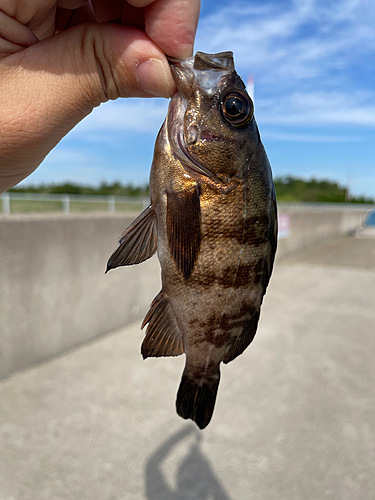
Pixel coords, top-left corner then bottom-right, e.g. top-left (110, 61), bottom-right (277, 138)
top-left (0, 213), bottom-right (160, 379)
top-left (0, 205), bottom-right (371, 379)
top-left (276, 204), bottom-right (369, 257)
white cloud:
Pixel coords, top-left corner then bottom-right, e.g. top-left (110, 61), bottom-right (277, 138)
top-left (196, 0), bottom-right (375, 85)
top-left (21, 148), bottom-right (150, 187)
top-left (21, 0), bottom-right (374, 196)
top-left (194, 0), bottom-right (375, 134)
top-left (63, 0), bottom-right (375, 142)
top-left (70, 99), bottom-right (169, 139)
top-left (257, 90), bottom-right (375, 127)
top-left (20, 147), bottom-right (108, 186)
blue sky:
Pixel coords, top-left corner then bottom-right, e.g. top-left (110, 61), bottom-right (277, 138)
top-left (24, 0), bottom-right (375, 198)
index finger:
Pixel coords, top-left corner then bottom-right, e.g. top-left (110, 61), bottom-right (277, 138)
top-left (128, 0), bottom-right (200, 58)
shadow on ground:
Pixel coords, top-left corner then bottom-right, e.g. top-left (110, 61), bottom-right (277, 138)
top-left (145, 425), bottom-right (231, 500)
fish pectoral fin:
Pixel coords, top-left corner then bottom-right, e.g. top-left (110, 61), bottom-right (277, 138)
top-left (141, 292), bottom-right (184, 358)
top-left (223, 311), bottom-right (260, 364)
top-left (176, 369), bottom-right (220, 429)
top-left (167, 185), bottom-right (201, 281)
top-left (106, 205), bottom-right (157, 272)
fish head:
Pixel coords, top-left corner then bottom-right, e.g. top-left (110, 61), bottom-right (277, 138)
top-left (168, 51), bottom-right (260, 184)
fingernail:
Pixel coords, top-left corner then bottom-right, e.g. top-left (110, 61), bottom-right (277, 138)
top-left (136, 59), bottom-right (175, 98)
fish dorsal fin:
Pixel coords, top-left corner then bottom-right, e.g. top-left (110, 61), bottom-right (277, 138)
top-left (223, 311), bottom-right (260, 364)
top-left (141, 292), bottom-right (184, 358)
top-left (106, 205), bottom-right (157, 272)
top-left (166, 185), bottom-right (201, 281)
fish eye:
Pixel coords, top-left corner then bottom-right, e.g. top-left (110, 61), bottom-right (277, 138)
top-left (220, 91), bottom-right (253, 127)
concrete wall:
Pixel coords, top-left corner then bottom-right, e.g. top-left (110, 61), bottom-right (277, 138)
top-left (276, 204), bottom-right (369, 258)
top-left (0, 213), bottom-right (160, 379)
top-left (0, 205), bottom-right (371, 379)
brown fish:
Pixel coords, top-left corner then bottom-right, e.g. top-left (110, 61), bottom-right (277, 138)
top-left (107, 51), bottom-right (277, 429)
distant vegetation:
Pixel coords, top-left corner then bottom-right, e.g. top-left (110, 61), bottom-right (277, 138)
top-left (9, 177), bottom-right (374, 204)
top-left (274, 176), bottom-right (374, 204)
top-left (10, 181), bottom-right (149, 197)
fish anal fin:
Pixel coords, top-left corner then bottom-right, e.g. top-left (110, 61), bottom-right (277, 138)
top-left (141, 292), bottom-right (184, 359)
top-left (106, 205), bottom-right (157, 272)
top-left (167, 185), bottom-right (201, 281)
top-left (176, 369), bottom-right (220, 429)
top-left (223, 312), bottom-right (260, 364)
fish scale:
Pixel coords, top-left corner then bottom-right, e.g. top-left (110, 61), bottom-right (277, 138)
top-left (107, 51), bottom-right (277, 429)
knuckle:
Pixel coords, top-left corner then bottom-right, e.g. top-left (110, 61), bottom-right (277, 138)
top-left (81, 25), bottom-right (122, 104)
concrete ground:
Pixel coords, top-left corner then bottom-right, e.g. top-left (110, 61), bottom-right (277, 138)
top-left (0, 234), bottom-right (374, 500)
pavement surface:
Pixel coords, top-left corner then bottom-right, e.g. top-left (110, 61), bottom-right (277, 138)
top-left (0, 235), bottom-right (374, 500)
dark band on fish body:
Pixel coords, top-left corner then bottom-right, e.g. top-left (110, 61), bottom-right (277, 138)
top-left (166, 185), bottom-right (202, 281)
top-left (189, 308), bottom-right (260, 361)
top-left (187, 261), bottom-right (265, 289)
top-left (203, 214), bottom-right (272, 246)
top-left (223, 312), bottom-right (260, 363)
top-left (189, 301), bottom-right (259, 351)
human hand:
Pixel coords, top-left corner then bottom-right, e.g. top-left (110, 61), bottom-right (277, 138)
top-left (0, 0), bottom-right (200, 193)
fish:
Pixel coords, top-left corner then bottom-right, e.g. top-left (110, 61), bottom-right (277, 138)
top-left (106, 51), bottom-right (277, 429)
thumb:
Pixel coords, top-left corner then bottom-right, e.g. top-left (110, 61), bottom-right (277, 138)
top-left (0, 23), bottom-right (175, 191)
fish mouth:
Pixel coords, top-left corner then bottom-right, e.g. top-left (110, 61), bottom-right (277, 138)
top-left (166, 52), bottom-right (235, 185)
top-left (168, 51), bottom-right (234, 96)
top-left (199, 132), bottom-right (220, 142)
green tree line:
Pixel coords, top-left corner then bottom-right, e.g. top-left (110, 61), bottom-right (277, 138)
top-left (9, 177), bottom-right (374, 204)
top-left (10, 181), bottom-right (149, 197)
top-left (274, 176), bottom-right (373, 203)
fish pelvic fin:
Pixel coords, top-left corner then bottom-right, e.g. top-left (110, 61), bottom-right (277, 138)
top-left (106, 205), bottom-right (157, 272)
top-left (166, 185), bottom-right (201, 281)
top-left (176, 368), bottom-right (220, 430)
top-left (141, 291), bottom-right (184, 359)
top-left (223, 311), bottom-right (260, 364)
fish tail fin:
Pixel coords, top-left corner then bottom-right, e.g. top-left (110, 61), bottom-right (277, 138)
top-left (176, 367), bottom-right (220, 429)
